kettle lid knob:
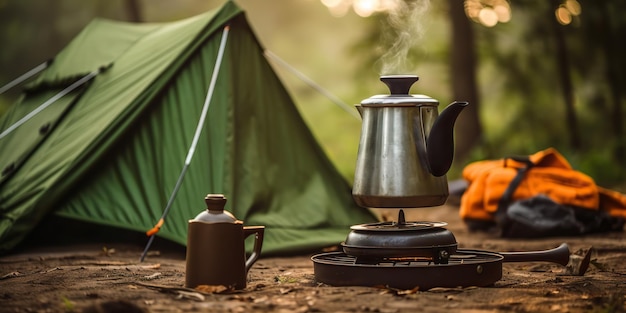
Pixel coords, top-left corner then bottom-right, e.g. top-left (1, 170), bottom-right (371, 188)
top-left (192, 194), bottom-right (238, 223)
top-left (380, 75), bottom-right (419, 95)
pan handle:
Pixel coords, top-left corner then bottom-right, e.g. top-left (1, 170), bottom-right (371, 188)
top-left (500, 243), bottom-right (570, 266)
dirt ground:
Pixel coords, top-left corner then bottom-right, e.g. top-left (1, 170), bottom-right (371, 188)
top-left (1, 204), bottom-right (625, 313)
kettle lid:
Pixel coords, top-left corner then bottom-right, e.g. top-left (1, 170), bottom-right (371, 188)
top-left (192, 194), bottom-right (240, 224)
top-left (361, 75), bottom-right (438, 107)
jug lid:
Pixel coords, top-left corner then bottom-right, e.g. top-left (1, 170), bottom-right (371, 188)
top-left (192, 194), bottom-right (241, 224)
top-left (361, 75), bottom-right (438, 107)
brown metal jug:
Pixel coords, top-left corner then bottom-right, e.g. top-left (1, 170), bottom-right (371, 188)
top-left (185, 194), bottom-right (264, 289)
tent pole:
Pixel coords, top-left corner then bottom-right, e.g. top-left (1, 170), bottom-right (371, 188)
top-left (263, 50), bottom-right (360, 119)
top-left (0, 69), bottom-right (100, 140)
top-left (140, 24), bottom-right (231, 262)
top-left (0, 60), bottom-right (52, 96)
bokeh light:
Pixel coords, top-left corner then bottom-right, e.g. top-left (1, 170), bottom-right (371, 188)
top-left (321, 0), bottom-right (343, 7)
top-left (319, 0), bottom-right (580, 28)
top-left (464, 0), bottom-right (511, 27)
top-left (353, 0), bottom-right (378, 17)
top-left (555, 6), bottom-right (572, 25)
top-left (564, 0), bottom-right (581, 16)
top-left (493, 4), bottom-right (511, 23)
top-left (478, 7), bottom-right (498, 27)
top-left (555, 0), bottom-right (581, 25)
top-left (318, 0), bottom-right (401, 17)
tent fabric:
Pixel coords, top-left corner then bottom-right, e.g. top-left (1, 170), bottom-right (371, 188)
top-left (0, 1), bottom-right (375, 254)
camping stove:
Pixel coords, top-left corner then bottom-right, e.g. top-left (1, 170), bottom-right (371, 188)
top-left (312, 209), bottom-right (571, 290)
top-left (311, 75), bottom-right (571, 289)
top-left (312, 209), bottom-right (495, 290)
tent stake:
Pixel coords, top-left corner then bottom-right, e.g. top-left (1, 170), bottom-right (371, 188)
top-left (0, 60), bottom-right (52, 96)
top-left (140, 24), bottom-right (231, 262)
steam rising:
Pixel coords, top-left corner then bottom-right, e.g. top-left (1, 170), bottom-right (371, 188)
top-left (379, 0), bottom-right (431, 75)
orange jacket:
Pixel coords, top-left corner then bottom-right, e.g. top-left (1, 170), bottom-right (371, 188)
top-left (460, 148), bottom-right (626, 221)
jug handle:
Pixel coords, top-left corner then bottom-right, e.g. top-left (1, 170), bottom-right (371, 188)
top-left (243, 226), bottom-right (265, 273)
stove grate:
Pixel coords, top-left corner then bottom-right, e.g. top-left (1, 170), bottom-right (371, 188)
top-left (311, 250), bottom-right (504, 289)
top-left (313, 251), bottom-right (499, 267)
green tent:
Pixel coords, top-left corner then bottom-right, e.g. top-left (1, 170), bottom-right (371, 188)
top-left (0, 1), bottom-right (374, 255)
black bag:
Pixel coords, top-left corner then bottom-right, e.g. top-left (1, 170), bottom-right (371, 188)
top-left (499, 195), bottom-right (624, 238)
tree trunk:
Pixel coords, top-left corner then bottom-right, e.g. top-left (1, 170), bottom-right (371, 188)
top-left (600, 3), bottom-right (625, 168)
top-left (550, 0), bottom-right (580, 151)
top-left (448, 0), bottom-right (482, 162)
top-left (125, 0), bottom-right (143, 22)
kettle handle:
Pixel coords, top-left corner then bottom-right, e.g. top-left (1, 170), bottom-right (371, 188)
top-left (243, 226), bottom-right (265, 273)
top-left (427, 101), bottom-right (469, 176)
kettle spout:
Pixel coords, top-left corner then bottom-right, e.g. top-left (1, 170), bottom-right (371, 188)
top-left (427, 101), bottom-right (469, 177)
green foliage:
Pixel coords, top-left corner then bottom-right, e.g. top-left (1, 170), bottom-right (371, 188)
top-left (61, 296), bottom-right (75, 312)
top-left (460, 0), bottom-right (626, 186)
top-left (568, 149), bottom-right (626, 190)
top-left (1, 0), bottom-right (624, 188)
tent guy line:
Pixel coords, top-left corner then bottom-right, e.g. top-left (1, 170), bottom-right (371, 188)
top-left (0, 60), bottom-right (51, 96)
top-left (139, 24), bottom-right (231, 263)
top-left (263, 50), bottom-right (360, 120)
top-left (0, 67), bottom-right (107, 140)
top-left (0, 47), bottom-right (358, 144)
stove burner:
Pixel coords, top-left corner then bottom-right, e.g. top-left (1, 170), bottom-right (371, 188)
top-left (312, 251), bottom-right (503, 290)
top-left (341, 211), bottom-right (458, 264)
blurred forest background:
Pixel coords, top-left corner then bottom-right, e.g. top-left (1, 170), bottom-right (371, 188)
top-left (1, 0), bottom-right (624, 190)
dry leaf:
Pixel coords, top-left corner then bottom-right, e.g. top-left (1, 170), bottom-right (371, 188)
top-left (147, 250), bottom-right (161, 257)
top-left (280, 287), bottom-right (294, 295)
top-left (253, 296), bottom-right (269, 303)
top-left (321, 246), bottom-right (340, 252)
top-left (396, 286), bottom-right (420, 295)
top-left (175, 290), bottom-right (205, 301)
top-left (195, 284), bottom-right (231, 294)
top-left (44, 267), bottom-right (62, 273)
top-left (143, 272), bottom-right (162, 280)
top-left (1, 271), bottom-right (20, 280)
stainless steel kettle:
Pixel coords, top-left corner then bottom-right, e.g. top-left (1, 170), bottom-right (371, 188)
top-left (352, 75), bottom-right (468, 208)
